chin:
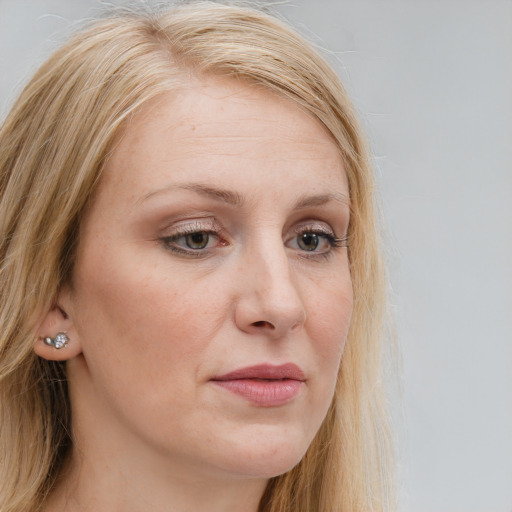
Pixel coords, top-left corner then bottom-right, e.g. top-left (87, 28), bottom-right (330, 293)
top-left (219, 453), bottom-right (305, 481)
top-left (210, 425), bottom-right (313, 480)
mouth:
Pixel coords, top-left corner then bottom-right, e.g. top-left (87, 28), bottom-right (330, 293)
top-left (211, 363), bottom-right (305, 407)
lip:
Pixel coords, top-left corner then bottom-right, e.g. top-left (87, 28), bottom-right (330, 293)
top-left (211, 363), bottom-right (305, 407)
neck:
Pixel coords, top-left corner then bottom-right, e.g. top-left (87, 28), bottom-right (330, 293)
top-left (44, 432), bottom-right (267, 512)
top-left (45, 456), bottom-right (267, 512)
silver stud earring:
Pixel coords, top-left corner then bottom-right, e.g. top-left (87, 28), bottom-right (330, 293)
top-left (44, 332), bottom-right (69, 349)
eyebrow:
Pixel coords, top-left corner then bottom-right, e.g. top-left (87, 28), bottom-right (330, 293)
top-left (293, 192), bottom-right (350, 209)
top-left (140, 183), bottom-right (349, 209)
top-left (140, 183), bottom-right (244, 207)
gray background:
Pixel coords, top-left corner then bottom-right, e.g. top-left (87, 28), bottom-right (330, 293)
top-left (1, 1), bottom-right (511, 511)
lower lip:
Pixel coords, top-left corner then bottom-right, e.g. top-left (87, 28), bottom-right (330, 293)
top-left (212, 379), bottom-right (303, 407)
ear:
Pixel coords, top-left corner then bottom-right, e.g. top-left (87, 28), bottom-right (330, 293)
top-left (34, 297), bottom-right (82, 361)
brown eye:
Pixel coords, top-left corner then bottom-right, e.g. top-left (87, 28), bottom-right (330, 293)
top-left (286, 227), bottom-right (343, 258)
top-left (297, 233), bottom-right (319, 251)
top-left (185, 232), bottom-right (210, 249)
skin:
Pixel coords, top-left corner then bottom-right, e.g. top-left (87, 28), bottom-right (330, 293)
top-left (36, 77), bottom-right (353, 512)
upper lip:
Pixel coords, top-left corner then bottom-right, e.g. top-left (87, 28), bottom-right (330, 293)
top-left (212, 363), bottom-right (305, 381)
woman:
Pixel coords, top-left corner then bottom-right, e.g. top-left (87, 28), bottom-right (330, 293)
top-left (0, 2), bottom-right (393, 511)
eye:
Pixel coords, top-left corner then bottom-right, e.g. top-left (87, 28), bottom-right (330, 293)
top-left (286, 225), bottom-right (348, 259)
top-left (183, 231), bottom-right (210, 250)
top-left (290, 231), bottom-right (333, 253)
top-left (159, 220), bottom-right (228, 257)
top-left (161, 230), bottom-right (219, 254)
top-left (297, 232), bottom-right (321, 252)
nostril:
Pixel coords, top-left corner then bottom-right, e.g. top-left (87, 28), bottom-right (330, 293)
top-left (252, 320), bottom-right (275, 329)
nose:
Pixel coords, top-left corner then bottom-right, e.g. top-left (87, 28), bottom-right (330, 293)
top-left (234, 241), bottom-right (306, 339)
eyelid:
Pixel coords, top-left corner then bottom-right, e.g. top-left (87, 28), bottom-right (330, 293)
top-left (286, 220), bottom-right (348, 258)
top-left (157, 217), bottom-right (230, 257)
top-left (158, 217), bottom-right (347, 260)
top-left (159, 218), bottom-right (222, 237)
top-left (292, 222), bottom-right (334, 236)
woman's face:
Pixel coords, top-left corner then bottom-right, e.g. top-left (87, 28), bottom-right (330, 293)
top-left (61, 77), bottom-right (353, 481)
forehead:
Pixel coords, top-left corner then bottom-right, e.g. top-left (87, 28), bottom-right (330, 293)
top-left (101, 77), bottom-right (348, 204)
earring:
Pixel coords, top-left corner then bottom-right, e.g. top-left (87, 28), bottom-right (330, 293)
top-left (44, 332), bottom-right (69, 349)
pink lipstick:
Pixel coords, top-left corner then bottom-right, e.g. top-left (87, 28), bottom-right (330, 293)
top-left (211, 363), bottom-right (305, 407)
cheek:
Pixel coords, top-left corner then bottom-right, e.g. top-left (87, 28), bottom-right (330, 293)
top-left (71, 251), bottom-right (229, 374)
top-left (68, 258), bottom-right (233, 441)
top-left (305, 272), bottom-right (353, 407)
top-left (309, 271), bottom-right (353, 353)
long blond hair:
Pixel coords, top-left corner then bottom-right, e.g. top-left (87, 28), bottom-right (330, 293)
top-left (0, 2), bottom-right (393, 510)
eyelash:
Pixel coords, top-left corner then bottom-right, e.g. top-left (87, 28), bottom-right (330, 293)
top-left (159, 223), bottom-right (348, 259)
top-left (159, 222), bottom-right (224, 258)
top-left (290, 227), bottom-right (348, 261)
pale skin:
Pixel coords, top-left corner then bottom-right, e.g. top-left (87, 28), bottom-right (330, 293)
top-left (35, 77), bottom-right (353, 512)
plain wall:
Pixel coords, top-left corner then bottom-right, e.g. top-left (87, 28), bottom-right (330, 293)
top-left (1, 1), bottom-right (511, 511)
